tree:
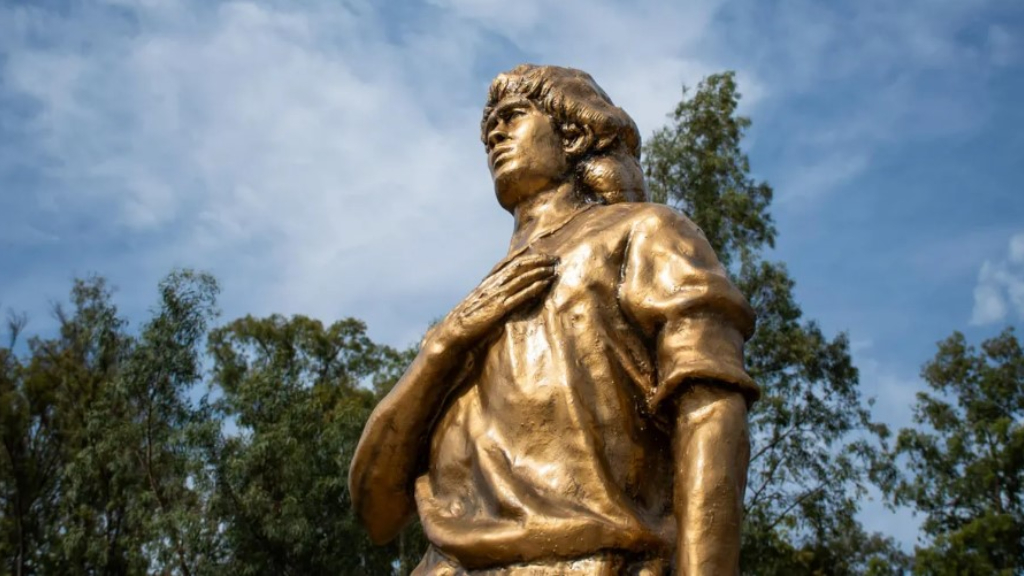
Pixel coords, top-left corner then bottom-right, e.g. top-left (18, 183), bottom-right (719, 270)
top-left (644, 72), bottom-right (775, 270)
top-left (96, 269), bottom-right (222, 575)
top-left (0, 309), bottom-right (64, 576)
top-left (889, 328), bottom-right (1024, 575)
top-left (0, 274), bottom-right (428, 575)
top-left (0, 276), bottom-right (140, 574)
top-left (0, 271), bottom-right (221, 575)
top-left (205, 314), bottom-right (425, 575)
top-left (643, 72), bottom-right (906, 573)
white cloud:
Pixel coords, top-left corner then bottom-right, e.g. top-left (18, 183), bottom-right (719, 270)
top-left (429, 0), bottom-right (743, 135)
top-left (778, 152), bottom-right (870, 204)
top-left (971, 233), bottom-right (1024, 325)
top-left (0, 0), bottom-right (1012, 348)
top-left (2, 0), bottom-right (504, 341)
top-left (1, 0), bottom-right (753, 345)
top-left (716, 0), bottom-right (1007, 203)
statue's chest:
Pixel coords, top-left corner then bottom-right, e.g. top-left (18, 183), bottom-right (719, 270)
top-left (530, 229), bottom-right (627, 312)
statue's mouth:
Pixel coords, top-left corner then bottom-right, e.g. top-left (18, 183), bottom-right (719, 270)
top-left (490, 147), bottom-right (514, 168)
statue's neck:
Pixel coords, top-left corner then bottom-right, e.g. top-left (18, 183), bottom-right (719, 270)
top-left (509, 182), bottom-right (584, 254)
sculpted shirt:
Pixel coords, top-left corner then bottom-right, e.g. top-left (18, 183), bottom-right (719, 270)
top-left (415, 203), bottom-right (758, 569)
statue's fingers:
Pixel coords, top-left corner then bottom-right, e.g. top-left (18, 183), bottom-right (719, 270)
top-left (466, 270), bottom-right (548, 325)
top-left (496, 254), bottom-right (558, 278)
top-left (483, 258), bottom-right (553, 292)
top-left (501, 265), bottom-right (556, 294)
top-left (502, 277), bottom-right (555, 310)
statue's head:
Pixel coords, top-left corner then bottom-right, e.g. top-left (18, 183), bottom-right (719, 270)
top-left (482, 64), bottom-right (647, 211)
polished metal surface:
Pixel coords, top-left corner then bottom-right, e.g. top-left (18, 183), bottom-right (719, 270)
top-left (350, 64), bottom-right (757, 575)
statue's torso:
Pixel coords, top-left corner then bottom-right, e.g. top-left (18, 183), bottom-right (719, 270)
top-left (416, 203), bottom-right (682, 570)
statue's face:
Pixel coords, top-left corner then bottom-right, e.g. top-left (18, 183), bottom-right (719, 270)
top-left (484, 97), bottom-right (570, 211)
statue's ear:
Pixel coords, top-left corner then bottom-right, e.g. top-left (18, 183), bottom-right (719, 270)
top-left (562, 123), bottom-right (594, 158)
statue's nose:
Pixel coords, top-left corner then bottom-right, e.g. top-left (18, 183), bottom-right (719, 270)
top-left (487, 128), bottom-right (508, 150)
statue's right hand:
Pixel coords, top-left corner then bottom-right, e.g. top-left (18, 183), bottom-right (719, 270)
top-left (432, 253), bottom-right (558, 352)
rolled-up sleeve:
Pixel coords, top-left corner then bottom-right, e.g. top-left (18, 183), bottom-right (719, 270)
top-left (619, 206), bottom-right (759, 410)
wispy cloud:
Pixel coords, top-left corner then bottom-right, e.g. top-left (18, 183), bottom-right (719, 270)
top-left (777, 152), bottom-right (869, 204)
top-left (1, 0), bottom-right (512, 343)
top-left (429, 0), bottom-right (746, 133)
top-left (971, 232), bottom-right (1024, 325)
top-left (0, 0), bottom-right (747, 344)
top-left (716, 0), bottom-right (1010, 203)
top-left (0, 0), bottom-right (1015, 347)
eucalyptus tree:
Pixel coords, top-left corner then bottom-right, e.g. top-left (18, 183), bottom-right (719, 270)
top-left (644, 72), bottom-right (906, 574)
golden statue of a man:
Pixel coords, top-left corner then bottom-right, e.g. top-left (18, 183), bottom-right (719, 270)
top-left (350, 64), bottom-right (758, 575)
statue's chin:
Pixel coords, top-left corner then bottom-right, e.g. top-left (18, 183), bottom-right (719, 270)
top-left (492, 178), bottom-right (523, 213)
top-left (492, 168), bottom-right (572, 214)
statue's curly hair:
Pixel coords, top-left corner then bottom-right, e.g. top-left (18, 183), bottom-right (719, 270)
top-left (482, 64), bottom-right (647, 205)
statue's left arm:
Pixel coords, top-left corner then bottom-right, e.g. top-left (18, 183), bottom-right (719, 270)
top-left (619, 205), bottom-right (757, 575)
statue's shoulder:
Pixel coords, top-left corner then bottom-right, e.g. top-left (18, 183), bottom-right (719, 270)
top-left (590, 202), bottom-right (707, 241)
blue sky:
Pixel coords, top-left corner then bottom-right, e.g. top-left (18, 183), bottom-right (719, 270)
top-left (1, 0), bottom-right (1022, 551)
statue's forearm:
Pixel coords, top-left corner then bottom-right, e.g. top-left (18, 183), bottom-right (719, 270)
top-left (672, 384), bottom-right (750, 575)
top-left (348, 334), bottom-right (465, 543)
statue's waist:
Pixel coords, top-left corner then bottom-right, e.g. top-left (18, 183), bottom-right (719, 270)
top-left (413, 545), bottom-right (668, 575)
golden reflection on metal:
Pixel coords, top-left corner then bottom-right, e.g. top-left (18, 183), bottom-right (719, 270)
top-left (350, 65), bottom-right (757, 575)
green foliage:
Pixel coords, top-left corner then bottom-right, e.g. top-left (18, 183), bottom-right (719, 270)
top-left (205, 314), bottom-right (425, 575)
top-left (643, 72), bottom-right (905, 573)
top-left (0, 275), bottom-right (426, 575)
top-left (889, 328), bottom-right (1024, 575)
top-left (101, 269), bottom-right (222, 575)
top-left (0, 309), bottom-right (64, 576)
top-left (0, 271), bottom-right (220, 575)
top-left (643, 71), bottom-right (775, 268)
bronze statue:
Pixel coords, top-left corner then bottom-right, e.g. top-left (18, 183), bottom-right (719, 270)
top-left (350, 64), bottom-right (758, 575)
